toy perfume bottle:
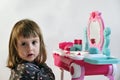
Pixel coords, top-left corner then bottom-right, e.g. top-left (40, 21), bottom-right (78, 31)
top-left (70, 39), bottom-right (82, 51)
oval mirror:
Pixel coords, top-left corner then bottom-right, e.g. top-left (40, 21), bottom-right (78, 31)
top-left (87, 11), bottom-right (104, 50)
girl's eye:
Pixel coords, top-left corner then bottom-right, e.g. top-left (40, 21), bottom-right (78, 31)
top-left (32, 41), bottom-right (37, 45)
top-left (21, 42), bottom-right (26, 46)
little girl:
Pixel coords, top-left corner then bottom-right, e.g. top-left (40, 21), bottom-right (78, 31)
top-left (7, 19), bottom-right (55, 80)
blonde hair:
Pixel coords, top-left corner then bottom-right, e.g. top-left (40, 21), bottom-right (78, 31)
top-left (7, 19), bottom-right (47, 69)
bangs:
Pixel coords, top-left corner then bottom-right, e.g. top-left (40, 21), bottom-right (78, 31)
top-left (17, 23), bottom-right (38, 38)
top-left (19, 28), bottom-right (38, 38)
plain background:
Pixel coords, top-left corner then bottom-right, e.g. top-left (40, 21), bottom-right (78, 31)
top-left (0, 0), bottom-right (120, 80)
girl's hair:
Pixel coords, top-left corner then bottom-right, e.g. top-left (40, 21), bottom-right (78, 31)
top-left (7, 19), bottom-right (47, 69)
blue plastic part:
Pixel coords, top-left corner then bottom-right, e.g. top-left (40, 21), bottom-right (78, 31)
top-left (70, 44), bottom-right (82, 51)
top-left (84, 27), bottom-right (89, 51)
top-left (84, 57), bottom-right (120, 65)
top-left (102, 27), bottom-right (111, 56)
top-left (88, 47), bottom-right (99, 54)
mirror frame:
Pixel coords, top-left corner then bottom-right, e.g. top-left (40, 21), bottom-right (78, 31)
top-left (87, 11), bottom-right (104, 50)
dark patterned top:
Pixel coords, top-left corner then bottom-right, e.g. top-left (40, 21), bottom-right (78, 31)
top-left (9, 62), bottom-right (55, 80)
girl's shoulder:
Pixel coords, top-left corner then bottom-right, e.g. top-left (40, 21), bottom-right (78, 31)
top-left (15, 62), bottom-right (50, 70)
top-left (16, 62), bottom-right (40, 71)
top-left (10, 62), bottom-right (39, 80)
top-left (10, 62), bottom-right (55, 80)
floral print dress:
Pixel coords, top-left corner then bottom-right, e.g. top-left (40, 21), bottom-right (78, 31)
top-left (9, 62), bottom-right (55, 80)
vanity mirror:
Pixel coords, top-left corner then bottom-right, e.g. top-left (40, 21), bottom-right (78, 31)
top-left (85, 11), bottom-right (120, 65)
top-left (87, 11), bottom-right (104, 50)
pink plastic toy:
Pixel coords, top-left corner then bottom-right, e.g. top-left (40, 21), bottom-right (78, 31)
top-left (53, 11), bottom-right (120, 80)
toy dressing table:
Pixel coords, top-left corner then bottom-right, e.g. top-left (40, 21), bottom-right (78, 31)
top-left (53, 11), bottom-right (120, 80)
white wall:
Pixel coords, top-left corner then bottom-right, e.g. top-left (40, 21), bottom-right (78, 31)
top-left (0, 0), bottom-right (120, 80)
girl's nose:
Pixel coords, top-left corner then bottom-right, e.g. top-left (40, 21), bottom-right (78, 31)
top-left (27, 44), bottom-right (33, 51)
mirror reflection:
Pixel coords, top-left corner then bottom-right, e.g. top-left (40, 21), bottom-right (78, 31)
top-left (89, 20), bottom-right (100, 45)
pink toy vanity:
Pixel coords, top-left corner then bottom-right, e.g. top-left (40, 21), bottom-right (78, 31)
top-left (53, 11), bottom-right (120, 80)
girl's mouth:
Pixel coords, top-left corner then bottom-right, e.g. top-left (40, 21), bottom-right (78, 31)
top-left (27, 54), bottom-right (34, 57)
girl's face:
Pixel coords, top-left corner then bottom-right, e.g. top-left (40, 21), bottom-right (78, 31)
top-left (17, 36), bottom-right (40, 62)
